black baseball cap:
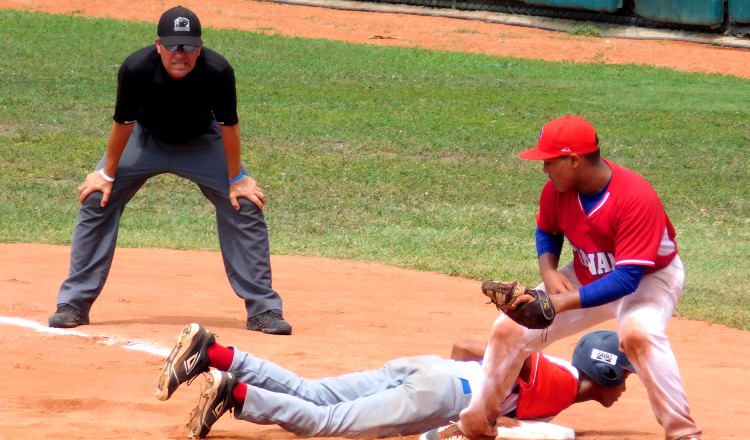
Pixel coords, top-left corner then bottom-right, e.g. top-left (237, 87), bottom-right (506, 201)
top-left (157, 6), bottom-right (202, 46)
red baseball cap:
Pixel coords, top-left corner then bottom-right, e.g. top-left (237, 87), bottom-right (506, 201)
top-left (519, 116), bottom-right (599, 160)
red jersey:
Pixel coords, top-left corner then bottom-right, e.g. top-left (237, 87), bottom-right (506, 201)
top-left (515, 353), bottom-right (579, 420)
top-left (536, 159), bottom-right (678, 286)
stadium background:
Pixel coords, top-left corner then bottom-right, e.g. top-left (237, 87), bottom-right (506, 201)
top-left (1, 1), bottom-right (749, 439)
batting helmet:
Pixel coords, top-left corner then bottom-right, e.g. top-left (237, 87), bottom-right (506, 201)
top-left (572, 330), bottom-right (634, 388)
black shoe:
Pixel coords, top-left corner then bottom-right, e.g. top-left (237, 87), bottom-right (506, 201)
top-left (48, 304), bottom-right (89, 328)
top-left (187, 370), bottom-right (239, 439)
top-left (246, 309), bottom-right (292, 335)
top-left (156, 323), bottom-right (216, 401)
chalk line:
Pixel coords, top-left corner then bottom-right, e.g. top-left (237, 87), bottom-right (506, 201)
top-left (0, 315), bottom-right (171, 358)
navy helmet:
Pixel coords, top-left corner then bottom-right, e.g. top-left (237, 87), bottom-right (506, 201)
top-left (572, 330), bottom-right (634, 388)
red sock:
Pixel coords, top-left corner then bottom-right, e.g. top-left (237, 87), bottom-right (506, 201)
top-left (207, 343), bottom-right (234, 371)
top-left (232, 382), bottom-right (247, 406)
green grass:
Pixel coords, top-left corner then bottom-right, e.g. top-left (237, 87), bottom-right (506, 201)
top-left (569, 23), bottom-right (602, 37)
top-left (1, 10), bottom-right (748, 329)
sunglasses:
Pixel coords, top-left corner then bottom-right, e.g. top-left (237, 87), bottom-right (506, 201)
top-left (163, 44), bottom-right (200, 53)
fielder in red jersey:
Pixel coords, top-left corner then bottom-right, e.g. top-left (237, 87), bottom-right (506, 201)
top-left (536, 158), bottom-right (679, 286)
top-left (457, 116), bottom-right (701, 440)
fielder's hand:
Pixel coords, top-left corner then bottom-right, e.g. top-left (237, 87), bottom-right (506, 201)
top-left (481, 280), bottom-right (555, 329)
top-left (539, 269), bottom-right (574, 295)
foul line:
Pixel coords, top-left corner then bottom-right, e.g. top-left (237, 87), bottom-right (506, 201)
top-left (0, 315), bottom-right (171, 358)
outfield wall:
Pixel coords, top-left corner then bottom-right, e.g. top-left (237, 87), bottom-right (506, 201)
top-left (360, 0), bottom-right (750, 32)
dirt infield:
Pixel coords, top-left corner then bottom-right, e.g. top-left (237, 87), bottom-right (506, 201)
top-left (2, 244), bottom-right (750, 439)
top-left (2, 1), bottom-right (750, 439)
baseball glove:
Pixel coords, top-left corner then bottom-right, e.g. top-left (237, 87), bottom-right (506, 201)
top-left (481, 280), bottom-right (555, 329)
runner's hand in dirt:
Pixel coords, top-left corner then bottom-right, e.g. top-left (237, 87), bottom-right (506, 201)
top-left (458, 410), bottom-right (499, 440)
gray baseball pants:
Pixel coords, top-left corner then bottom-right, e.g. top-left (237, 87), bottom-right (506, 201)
top-left (56, 122), bottom-right (283, 318)
top-left (229, 350), bottom-right (472, 438)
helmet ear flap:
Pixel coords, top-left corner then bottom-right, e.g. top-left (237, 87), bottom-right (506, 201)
top-left (591, 362), bottom-right (625, 387)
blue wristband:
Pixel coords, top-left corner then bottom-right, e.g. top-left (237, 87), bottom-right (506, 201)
top-left (228, 172), bottom-right (244, 183)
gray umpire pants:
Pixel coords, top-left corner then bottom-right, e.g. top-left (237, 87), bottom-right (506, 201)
top-left (229, 351), bottom-right (472, 438)
top-left (56, 122), bottom-right (283, 318)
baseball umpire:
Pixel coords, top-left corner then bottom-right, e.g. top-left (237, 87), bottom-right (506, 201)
top-left (157, 323), bottom-right (633, 438)
top-left (47, 6), bottom-right (292, 335)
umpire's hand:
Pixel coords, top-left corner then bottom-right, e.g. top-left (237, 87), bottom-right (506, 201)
top-left (230, 176), bottom-right (266, 210)
top-left (78, 170), bottom-right (114, 207)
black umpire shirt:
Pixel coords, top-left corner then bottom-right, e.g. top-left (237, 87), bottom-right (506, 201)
top-left (113, 46), bottom-right (239, 144)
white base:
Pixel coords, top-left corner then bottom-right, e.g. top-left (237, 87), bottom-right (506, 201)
top-left (495, 420), bottom-right (575, 440)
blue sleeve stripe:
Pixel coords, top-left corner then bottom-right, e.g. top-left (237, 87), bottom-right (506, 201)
top-left (536, 227), bottom-right (563, 257)
top-left (579, 265), bottom-right (646, 308)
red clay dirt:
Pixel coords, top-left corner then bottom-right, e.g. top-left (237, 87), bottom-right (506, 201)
top-left (1, 1), bottom-right (749, 439)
